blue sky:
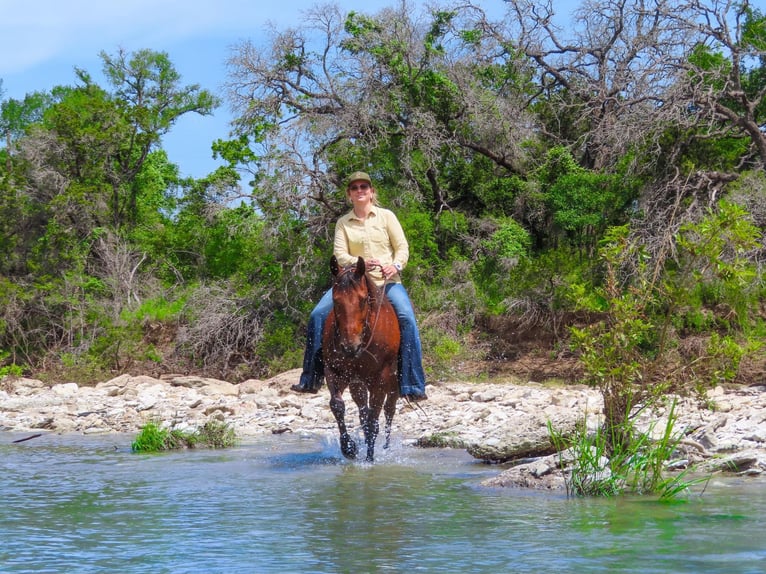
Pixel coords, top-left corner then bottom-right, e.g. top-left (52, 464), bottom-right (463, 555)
top-left (1, 0), bottom-right (576, 179)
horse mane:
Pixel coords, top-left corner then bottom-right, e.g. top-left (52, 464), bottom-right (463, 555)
top-left (335, 264), bottom-right (382, 306)
top-left (364, 272), bottom-right (382, 306)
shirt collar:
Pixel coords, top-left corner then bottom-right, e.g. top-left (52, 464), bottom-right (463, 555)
top-left (348, 204), bottom-right (379, 222)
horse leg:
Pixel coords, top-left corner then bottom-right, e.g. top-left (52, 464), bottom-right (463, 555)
top-left (365, 417), bottom-right (380, 462)
top-left (383, 391), bottom-right (397, 449)
top-left (364, 387), bottom-right (385, 462)
top-left (329, 392), bottom-right (357, 459)
top-left (348, 385), bottom-right (376, 462)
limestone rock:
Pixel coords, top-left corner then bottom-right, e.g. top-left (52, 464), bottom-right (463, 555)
top-left (3, 372), bottom-right (766, 489)
top-left (467, 432), bottom-right (557, 463)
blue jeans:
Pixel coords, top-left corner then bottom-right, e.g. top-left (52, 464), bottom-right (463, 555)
top-left (299, 283), bottom-right (427, 396)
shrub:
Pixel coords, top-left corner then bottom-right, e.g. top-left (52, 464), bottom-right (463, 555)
top-left (131, 420), bottom-right (238, 452)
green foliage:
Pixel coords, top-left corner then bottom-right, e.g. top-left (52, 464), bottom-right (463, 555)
top-left (396, 206), bottom-right (439, 270)
top-left (473, 218), bottom-right (532, 312)
top-left (420, 327), bottom-right (465, 380)
top-left (533, 147), bottom-right (638, 252)
top-left (548, 172), bottom-right (623, 244)
top-left (124, 296), bottom-right (185, 324)
top-left (131, 420), bottom-right (238, 452)
top-left (1, 6), bottom-right (764, 394)
top-left (481, 217), bottom-right (532, 261)
top-left (0, 348), bottom-right (23, 380)
top-left (474, 175), bottom-right (528, 217)
top-left (131, 421), bottom-right (178, 452)
top-left (58, 352), bottom-right (111, 385)
top-left (741, 6), bottom-right (766, 51)
top-left (195, 420), bottom-right (239, 449)
top-left (433, 210), bottom-right (471, 261)
top-left (256, 312), bottom-right (302, 376)
top-left (676, 201), bottom-right (762, 332)
top-left (0, 91), bottom-right (53, 143)
top-left (548, 401), bottom-right (708, 499)
top-left (0, 363), bottom-right (23, 379)
top-left (570, 201), bottom-right (763, 453)
top-left (537, 146), bottom-right (584, 188)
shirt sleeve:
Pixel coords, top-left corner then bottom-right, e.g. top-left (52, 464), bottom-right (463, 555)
top-left (333, 216), bottom-right (356, 268)
top-left (385, 210), bottom-right (409, 269)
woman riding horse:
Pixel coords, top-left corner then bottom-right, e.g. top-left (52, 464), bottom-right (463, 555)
top-left (291, 171), bottom-right (428, 402)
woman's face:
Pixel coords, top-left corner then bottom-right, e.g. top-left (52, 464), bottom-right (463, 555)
top-left (347, 180), bottom-right (373, 202)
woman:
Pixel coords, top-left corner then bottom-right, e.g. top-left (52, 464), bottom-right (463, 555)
top-left (291, 171), bottom-right (428, 401)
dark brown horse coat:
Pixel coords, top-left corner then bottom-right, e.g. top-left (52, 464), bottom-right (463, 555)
top-left (322, 255), bottom-right (400, 461)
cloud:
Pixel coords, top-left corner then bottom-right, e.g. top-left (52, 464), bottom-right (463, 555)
top-left (0, 0), bottom-right (403, 100)
top-left (0, 0), bottom-right (274, 77)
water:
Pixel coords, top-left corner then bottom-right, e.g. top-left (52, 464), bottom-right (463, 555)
top-left (2, 431), bottom-right (765, 574)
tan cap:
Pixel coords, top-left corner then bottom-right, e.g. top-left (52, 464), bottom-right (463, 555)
top-left (347, 171), bottom-right (372, 186)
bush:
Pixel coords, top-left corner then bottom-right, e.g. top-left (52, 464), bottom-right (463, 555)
top-left (131, 420), bottom-right (238, 452)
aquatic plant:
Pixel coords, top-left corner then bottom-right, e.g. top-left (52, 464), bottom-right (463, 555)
top-left (195, 420), bottom-right (238, 449)
top-left (131, 420), bottom-right (237, 452)
top-left (548, 400), bottom-right (709, 500)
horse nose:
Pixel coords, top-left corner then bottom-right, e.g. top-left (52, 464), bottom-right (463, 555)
top-left (340, 342), bottom-right (362, 357)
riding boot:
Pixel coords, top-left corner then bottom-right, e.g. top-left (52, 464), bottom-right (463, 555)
top-left (292, 351), bottom-right (324, 394)
top-left (291, 374), bottom-right (323, 394)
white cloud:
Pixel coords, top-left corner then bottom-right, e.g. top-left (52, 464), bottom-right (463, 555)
top-left (0, 0), bottom-right (337, 75)
top-left (0, 0), bottom-right (426, 175)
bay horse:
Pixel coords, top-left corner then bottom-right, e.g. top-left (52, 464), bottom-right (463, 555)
top-left (323, 255), bottom-right (401, 462)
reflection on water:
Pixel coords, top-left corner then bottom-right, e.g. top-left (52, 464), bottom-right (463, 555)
top-left (1, 431), bottom-right (765, 573)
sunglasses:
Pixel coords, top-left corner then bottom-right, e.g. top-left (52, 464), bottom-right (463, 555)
top-left (348, 183), bottom-right (371, 191)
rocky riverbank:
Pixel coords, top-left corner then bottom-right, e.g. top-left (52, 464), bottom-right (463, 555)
top-left (2, 369), bottom-right (765, 488)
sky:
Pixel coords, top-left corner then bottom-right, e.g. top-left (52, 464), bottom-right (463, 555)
top-left (0, 0), bottom-right (575, 179)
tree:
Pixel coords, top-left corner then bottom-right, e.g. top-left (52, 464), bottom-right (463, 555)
top-left (0, 91), bottom-right (53, 173)
top-left (669, 2), bottom-right (766, 167)
top-left (5, 49), bottom-right (220, 274)
top-left (225, 1), bottom-right (539, 221)
top-left (0, 50), bottom-right (223, 372)
top-left (572, 201), bottom-right (762, 453)
top-left (491, 0), bottom-right (694, 170)
top-left (493, 0), bottom-right (766, 171)
top-left (94, 48), bottom-right (220, 228)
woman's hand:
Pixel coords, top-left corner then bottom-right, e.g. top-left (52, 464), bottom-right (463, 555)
top-left (367, 258), bottom-right (398, 279)
top-left (380, 264), bottom-right (399, 279)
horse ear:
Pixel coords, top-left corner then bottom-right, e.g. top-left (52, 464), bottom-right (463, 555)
top-left (330, 255), bottom-right (340, 276)
top-left (355, 256), bottom-right (365, 277)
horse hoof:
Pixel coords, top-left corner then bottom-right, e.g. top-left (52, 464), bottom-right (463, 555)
top-left (341, 439), bottom-right (358, 459)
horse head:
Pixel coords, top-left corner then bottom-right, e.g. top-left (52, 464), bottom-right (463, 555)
top-left (330, 255), bottom-right (372, 357)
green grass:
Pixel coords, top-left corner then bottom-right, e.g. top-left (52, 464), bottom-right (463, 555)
top-left (131, 420), bottom-right (238, 452)
top-left (548, 400), bottom-right (710, 500)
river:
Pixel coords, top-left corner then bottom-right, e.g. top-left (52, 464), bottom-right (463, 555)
top-left (1, 431), bottom-right (764, 573)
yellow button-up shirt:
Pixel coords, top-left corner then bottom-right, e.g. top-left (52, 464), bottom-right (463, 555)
top-left (333, 205), bottom-right (409, 286)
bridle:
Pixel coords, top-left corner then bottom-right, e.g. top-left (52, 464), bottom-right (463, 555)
top-left (332, 263), bottom-right (389, 357)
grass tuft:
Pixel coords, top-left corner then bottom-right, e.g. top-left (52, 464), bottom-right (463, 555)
top-left (131, 420), bottom-right (238, 452)
top-left (548, 400), bottom-right (710, 500)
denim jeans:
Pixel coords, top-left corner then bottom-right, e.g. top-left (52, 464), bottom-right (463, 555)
top-left (299, 283), bottom-right (427, 396)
